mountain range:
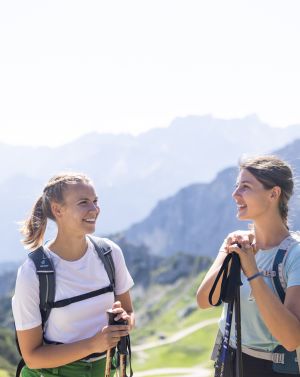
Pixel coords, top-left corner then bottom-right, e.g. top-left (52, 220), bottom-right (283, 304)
top-left (2, 114), bottom-right (300, 261)
top-left (123, 139), bottom-right (300, 256)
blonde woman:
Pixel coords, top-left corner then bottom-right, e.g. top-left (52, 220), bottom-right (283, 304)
top-left (12, 173), bottom-right (134, 377)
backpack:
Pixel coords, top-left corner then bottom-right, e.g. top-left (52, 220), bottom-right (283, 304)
top-left (270, 233), bottom-right (300, 374)
top-left (16, 235), bottom-right (116, 377)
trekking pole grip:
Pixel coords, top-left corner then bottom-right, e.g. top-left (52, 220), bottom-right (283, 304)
top-left (105, 309), bottom-right (119, 377)
top-left (107, 308), bottom-right (129, 377)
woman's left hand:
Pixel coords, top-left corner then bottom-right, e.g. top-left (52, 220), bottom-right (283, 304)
top-left (111, 301), bottom-right (132, 330)
top-left (227, 235), bottom-right (259, 278)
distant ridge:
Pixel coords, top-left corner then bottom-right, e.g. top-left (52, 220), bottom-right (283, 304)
top-left (2, 115), bottom-right (300, 260)
top-left (123, 139), bottom-right (300, 257)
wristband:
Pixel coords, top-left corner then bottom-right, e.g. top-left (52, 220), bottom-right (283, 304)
top-left (247, 271), bottom-right (263, 282)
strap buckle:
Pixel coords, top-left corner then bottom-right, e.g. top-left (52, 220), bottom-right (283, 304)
top-left (272, 352), bottom-right (285, 364)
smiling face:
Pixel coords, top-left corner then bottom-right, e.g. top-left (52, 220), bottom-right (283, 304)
top-left (52, 182), bottom-right (100, 236)
top-left (232, 168), bottom-right (274, 221)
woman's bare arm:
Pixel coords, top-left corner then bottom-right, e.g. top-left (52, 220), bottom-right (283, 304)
top-left (17, 321), bottom-right (129, 369)
top-left (196, 250), bottom-right (228, 308)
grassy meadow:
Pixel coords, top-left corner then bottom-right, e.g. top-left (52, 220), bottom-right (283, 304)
top-left (131, 272), bottom-right (222, 376)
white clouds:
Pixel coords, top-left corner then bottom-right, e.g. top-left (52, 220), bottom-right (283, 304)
top-left (0, 0), bottom-right (300, 146)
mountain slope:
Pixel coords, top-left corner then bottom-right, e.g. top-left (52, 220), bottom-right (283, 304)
top-left (3, 115), bottom-right (300, 261)
top-left (124, 139), bottom-right (300, 256)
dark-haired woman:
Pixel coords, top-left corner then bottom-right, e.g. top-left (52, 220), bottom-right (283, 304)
top-left (12, 173), bottom-right (134, 377)
top-left (197, 155), bottom-right (300, 377)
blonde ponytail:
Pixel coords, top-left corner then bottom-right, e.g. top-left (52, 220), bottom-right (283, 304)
top-left (21, 196), bottom-right (48, 250)
top-left (20, 172), bottom-right (92, 251)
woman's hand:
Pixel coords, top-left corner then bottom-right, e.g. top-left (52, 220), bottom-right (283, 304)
top-left (227, 234), bottom-right (259, 277)
top-left (111, 300), bottom-right (131, 326)
top-left (91, 300), bottom-right (132, 353)
top-left (224, 230), bottom-right (254, 250)
top-left (91, 321), bottom-right (129, 353)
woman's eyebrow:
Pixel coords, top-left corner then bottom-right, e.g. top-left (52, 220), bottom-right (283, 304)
top-left (77, 196), bottom-right (98, 201)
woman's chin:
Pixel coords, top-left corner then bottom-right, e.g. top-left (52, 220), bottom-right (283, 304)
top-left (237, 211), bottom-right (249, 221)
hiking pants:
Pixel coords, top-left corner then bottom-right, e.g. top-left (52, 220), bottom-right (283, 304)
top-left (214, 350), bottom-right (300, 377)
top-left (20, 357), bottom-right (115, 377)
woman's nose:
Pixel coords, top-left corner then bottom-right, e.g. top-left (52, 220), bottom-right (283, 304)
top-left (232, 186), bottom-right (239, 199)
top-left (89, 202), bottom-right (99, 212)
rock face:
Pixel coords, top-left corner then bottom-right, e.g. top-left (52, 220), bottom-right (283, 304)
top-left (124, 139), bottom-right (300, 257)
top-left (124, 167), bottom-right (244, 256)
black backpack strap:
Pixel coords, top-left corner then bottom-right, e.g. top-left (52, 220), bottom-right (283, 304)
top-left (16, 249), bottom-right (55, 376)
top-left (271, 236), bottom-right (299, 303)
top-left (50, 285), bottom-right (114, 308)
top-left (29, 247), bottom-right (55, 326)
top-left (88, 236), bottom-right (116, 295)
top-left (271, 248), bottom-right (287, 303)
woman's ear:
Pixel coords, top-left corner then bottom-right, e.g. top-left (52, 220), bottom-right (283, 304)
top-left (51, 201), bottom-right (64, 219)
top-left (270, 186), bottom-right (281, 200)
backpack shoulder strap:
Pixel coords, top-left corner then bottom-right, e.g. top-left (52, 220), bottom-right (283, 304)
top-left (271, 235), bottom-right (299, 303)
top-left (28, 247), bottom-right (55, 326)
top-left (271, 248), bottom-right (287, 303)
top-left (87, 236), bottom-right (116, 294)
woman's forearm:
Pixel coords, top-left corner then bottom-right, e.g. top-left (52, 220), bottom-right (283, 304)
top-left (197, 251), bottom-right (228, 308)
top-left (250, 278), bottom-right (300, 351)
top-left (23, 337), bottom-right (96, 369)
top-left (19, 322), bottom-right (129, 369)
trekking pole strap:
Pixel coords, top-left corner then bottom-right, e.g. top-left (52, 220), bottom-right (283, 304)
top-left (210, 252), bottom-right (243, 377)
top-left (209, 252), bottom-right (242, 306)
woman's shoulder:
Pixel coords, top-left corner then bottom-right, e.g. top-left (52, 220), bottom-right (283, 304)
top-left (15, 255), bottom-right (39, 286)
top-left (285, 234), bottom-right (300, 270)
top-left (17, 255), bottom-right (37, 273)
top-left (290, 231), bottom-right (300, 244)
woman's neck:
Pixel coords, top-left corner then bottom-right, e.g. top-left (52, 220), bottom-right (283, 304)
top-left (48, 232), bottom-right (88, 261)
top-left (254, 220), bottom-right (289, 250)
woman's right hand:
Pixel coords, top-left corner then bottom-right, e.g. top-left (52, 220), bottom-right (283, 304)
top-left (197, 229), bottom-right (254, 309)
top-left (91, 323), bottom-right (129, 353)
top-left (223, 230), bottom-right (255, 252)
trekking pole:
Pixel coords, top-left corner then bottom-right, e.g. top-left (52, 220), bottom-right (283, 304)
top-left (117, 330), bottom-right (128, 377)
top-left (234, 264), bottom-right (243, 377)
top-left (105, 309), bottom-right (117, 377)
top-left (209, 251), bottom-right (243, 377)
top-left (105, 309), bottom-right (132, 377)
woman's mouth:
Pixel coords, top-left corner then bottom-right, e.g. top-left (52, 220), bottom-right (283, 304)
top-left (83, 218), bottom-right (96, 223)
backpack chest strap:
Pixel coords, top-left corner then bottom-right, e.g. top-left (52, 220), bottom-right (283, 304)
top-left (47, 284), bottom-right (114, 309)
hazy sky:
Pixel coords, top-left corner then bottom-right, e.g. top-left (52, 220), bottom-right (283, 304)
top-left (0, 0), bottom-right (300, 147)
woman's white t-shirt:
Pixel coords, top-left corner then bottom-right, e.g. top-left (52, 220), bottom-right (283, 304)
top-left (12, 238), bottom-right (134, 344)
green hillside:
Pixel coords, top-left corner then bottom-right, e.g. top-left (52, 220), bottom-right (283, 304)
top-left (0, 327), bottom-right (19, 377)
top-left (131, 272), bottom-right (222, 377)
